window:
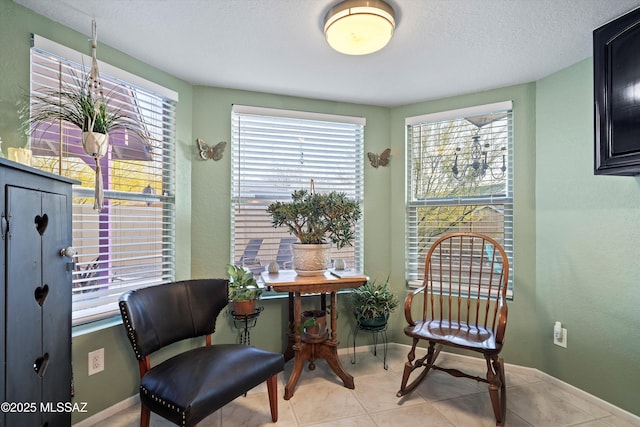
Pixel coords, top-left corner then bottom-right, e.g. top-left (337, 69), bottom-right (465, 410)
top-left (406, 101), bottom-right (513, 295)
top-left (29, 35), bottom-right (177, 324)
top-left (231, 105), bottom-right (364, 280)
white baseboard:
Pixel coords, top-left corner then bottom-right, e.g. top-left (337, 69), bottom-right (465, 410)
top-left (385, 343), bottom-right (640, 425)
top-left (76, 343), bottom-right (640, 426)
top-left (72, 395), bottom-right (138, 427)
top-left (536, 369), bottom-right (640, 424)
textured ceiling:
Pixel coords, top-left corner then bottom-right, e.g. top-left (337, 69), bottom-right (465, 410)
top-left (13, 0), bottom-right (640, 107)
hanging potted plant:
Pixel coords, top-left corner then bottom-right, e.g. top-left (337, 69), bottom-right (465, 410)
top-left (26, 71), bottom-right (149, 210)
top-left (350, 277), bottom-right (398, 329)
top-left (266, 185), bottom-right (361, 276)
top-left (227, 264), bottom-right (263, 316)
top-left (24, 21), bottom-right (149, 210)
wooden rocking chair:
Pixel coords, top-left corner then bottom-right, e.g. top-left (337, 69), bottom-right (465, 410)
top-left (397, 232), bottom-right (510, 426)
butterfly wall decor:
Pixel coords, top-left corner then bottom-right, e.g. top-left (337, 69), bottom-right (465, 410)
top-left (367, 148), bottom-right (391, 168)
top-left (196, 138), bottom-right (227, 161)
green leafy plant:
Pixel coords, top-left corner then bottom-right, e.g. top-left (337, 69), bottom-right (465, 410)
top-left (300, 309), bottom-right (326, 334)
top-left (350, 277), bottom-right (399, 320)
top-left (266, 189), bottom-right (362, 249)
top-left (227, 264), bottom-right (262, 301)
top-left (24, 69), bottom-right (149, 141)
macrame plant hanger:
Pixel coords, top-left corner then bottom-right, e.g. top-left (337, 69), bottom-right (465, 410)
top-left (86, 19), bottom-right (108, 211)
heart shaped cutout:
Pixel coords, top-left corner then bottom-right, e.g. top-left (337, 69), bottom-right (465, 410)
top-left (34, 214), bottom-right (48, 236)
top-left (34, 284), bottom-right (49, 307)
top-left (33, 353), bottom-right (49, 377)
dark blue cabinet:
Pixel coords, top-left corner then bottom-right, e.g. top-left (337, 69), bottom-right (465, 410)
top-left (1, 158), bottom-right (75, 427)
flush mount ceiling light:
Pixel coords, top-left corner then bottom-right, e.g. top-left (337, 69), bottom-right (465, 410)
top-left (324, 0), bottom-right (396, 55)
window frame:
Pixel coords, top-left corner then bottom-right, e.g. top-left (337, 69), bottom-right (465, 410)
top-left (29, 35), bottom-right (178, 325)
top-left (405, 101), bottom-right (514, 297)
top-left (230, 105), bottom-right (365, 288)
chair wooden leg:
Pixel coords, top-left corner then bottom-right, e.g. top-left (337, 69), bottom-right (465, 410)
top-left (397, 340), bottom-right (439, 397)
top-left (140, 403), bottom-right (150, 427)
top-left (497, 357), bottom-right (507, 425)
top-left (266, 374), bottom-right (279, 422)
top-left (486, 355), bottom-right (507, 426)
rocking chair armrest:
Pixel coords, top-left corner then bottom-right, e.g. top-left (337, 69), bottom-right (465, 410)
top-left (404, 285), bottom-right (425, 326)
top-left (495, 296), bottom-right (508, 344)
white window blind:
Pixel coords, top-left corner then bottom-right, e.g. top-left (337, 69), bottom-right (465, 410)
top-left (29, 36), bottom-right (176, 324)
top-left (406, 102), bottom-right (513, 295)
top-left (231, 105), bottom-right (364, 278)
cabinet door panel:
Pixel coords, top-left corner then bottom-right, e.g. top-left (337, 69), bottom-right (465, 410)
top-left (5, 186), bottom-right (43, 426)
top-left (41, 191), bottom-right (72, 426)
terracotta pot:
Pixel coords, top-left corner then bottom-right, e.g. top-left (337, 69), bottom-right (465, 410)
top-left (232, 299), bottom-right (257, 316)
top-left (301, 309), bottom-right (326, 337)
top-left (292, 243), bottom-right (331, 276)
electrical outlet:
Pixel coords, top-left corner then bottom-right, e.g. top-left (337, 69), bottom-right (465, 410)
top-left (88, 348), bottom-right (104, 375)
top-left (553, 327), bottom-right (567, 348)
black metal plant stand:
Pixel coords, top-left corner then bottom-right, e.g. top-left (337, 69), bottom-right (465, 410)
top-left (351, 320), bottom-right (389, 369)
top-left (231, 306), bottom-right (263, 345)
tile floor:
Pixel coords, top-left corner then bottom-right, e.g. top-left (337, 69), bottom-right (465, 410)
top-left (92, 344), bottom-right (639, 427)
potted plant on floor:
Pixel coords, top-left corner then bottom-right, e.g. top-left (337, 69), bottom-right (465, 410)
top-left (350, 277), bottom-right (398, 329)
top-left (266, 186), bottom-right (362, 276)
top-left (227, 264), bottom-right (263, 316)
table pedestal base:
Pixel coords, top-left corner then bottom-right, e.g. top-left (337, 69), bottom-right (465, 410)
top-left (261, 270), bottom-right (368, 400)
top-left (284, 339), bottom-right (354, 400)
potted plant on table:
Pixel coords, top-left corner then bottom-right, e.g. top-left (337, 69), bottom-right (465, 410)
top-left (227, 264), bottom-right (263, 316)
top-left (266, 187), bottom-right (361, 276)
top-left (350, 277), bottom-right (398, 329)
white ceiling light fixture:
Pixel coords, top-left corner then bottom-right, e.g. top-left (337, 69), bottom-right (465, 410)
top-left (324, 0), bottom-right (396, 55)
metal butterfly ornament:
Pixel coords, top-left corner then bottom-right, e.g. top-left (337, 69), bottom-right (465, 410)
top-left (367, 148), bottom-right (391, 168)
top-left (196, 138), bottom-right (227, 161)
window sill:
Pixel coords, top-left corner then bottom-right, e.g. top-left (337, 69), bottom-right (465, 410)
top-left (258, 288), bottom-right (354, 300)
top-left (71, 290), bottom-right (355, 337)
top-left (72, 315), bottom-right (122, 338)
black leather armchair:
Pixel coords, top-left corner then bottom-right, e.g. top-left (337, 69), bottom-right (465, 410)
top-left (119, 278), bottom-right (284, 427)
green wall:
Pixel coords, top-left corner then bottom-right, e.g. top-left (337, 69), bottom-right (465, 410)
top-left (189, 86), bottom-right (391, 283)
top-left (1, 0), bottom-right (638, 422)
top-left (535, 58), bottom-right (640, 415)
top-left (188, 86), bottom-right (393, 353)
top-left (388, 84), bottom-right (539, 369)
top-left (1, 0), bottom-right (195, 421)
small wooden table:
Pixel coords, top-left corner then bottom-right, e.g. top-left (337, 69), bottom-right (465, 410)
top-left (262, 270), bottom-right (368, 399)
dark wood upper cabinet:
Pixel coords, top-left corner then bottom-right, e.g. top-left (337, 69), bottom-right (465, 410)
top-left (594, 7), bottom-right (640, 176)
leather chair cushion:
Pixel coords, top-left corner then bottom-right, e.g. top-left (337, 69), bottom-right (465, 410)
top-left (140, 344), bottom-right (284, 426)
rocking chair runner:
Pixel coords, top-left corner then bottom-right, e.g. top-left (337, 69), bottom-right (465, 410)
top-left (397, 232), bottom-right (509, 426)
